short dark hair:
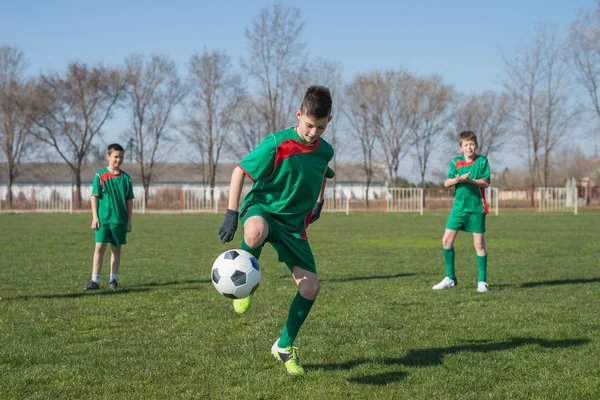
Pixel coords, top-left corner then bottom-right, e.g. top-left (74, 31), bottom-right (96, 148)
top-left (300, 85), bottom-right (332, 119)
top-left (108, 143), bottom-right (125, 153)
top-left (458, 131), bottom-right (478, 146)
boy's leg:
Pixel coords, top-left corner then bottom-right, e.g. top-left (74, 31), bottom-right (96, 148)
top-left (467, 213), bottom-right (487, 291)
top-left (442, 229), bottom-right (458, 279)
top-left (93, 243), bottom-right (108, 276)
top-left (85, 242), bottom-right (107, 290)
top-left (109, 244), bottom-right (121, 289)
top-left (278, 266), bottom-right (319, 348)
top-left (233, 214), bottom-right (269, 313)
top-left (433, 229), bottom-right (459, 290)
top-left (474, 233), bottom-right (487, 285)
top-left (272, 266), bottom-right (318, 375)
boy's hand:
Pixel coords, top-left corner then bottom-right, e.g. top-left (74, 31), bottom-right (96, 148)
top-left (310, 201), bottom-right (324, 224)
top-left (91, 218), bottom-right (100, 230)
top-left (218, 209), bottom-right (239, 243)
top-left (127, 221), bottom-right (132, 233)
top-left (456, 172), bottom-right (471, 182)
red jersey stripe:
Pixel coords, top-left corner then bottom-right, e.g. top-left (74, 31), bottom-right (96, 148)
top-left (455, 155), bottom-right (478, 169)
top-left (99, 171), bottom-right (122, 189)
top-left (273, 138), bottom-right (321, 171)
top-left (479, 187), bottom-right (489, 214)
top-left (237, 164), bottom-right (255, 183)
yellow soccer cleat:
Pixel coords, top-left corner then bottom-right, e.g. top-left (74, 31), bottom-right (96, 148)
top-left (271, 340), bottom-right (305, 375)
top-left (233, 293), bottom-right (254, 314)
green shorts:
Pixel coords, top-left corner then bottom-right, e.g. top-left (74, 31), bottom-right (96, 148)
top-left (240, 206), bottom-right (316, 274)
top-left (446, 211), bottom-right (486, 233)
top-left (95, 223), bottom-right (127, 246)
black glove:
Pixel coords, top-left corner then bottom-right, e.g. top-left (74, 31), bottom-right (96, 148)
top-left (310, 201), bottom-right (324, 224)
top-left (218, 209), bottom-right (239, 243)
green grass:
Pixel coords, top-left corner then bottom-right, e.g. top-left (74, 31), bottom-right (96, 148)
top-left (1, 212), bottom-right (599, 399)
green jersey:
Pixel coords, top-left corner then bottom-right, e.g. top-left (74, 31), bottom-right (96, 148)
top-left (447, 154), bottom-right (491, 214)
top-left (239, 127), bottom-right (334, 238)
top-left (91, 168), bottom-right (134, 224)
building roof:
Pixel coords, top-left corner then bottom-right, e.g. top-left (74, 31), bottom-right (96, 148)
top-left (0, 162), bottom-right (388, 185)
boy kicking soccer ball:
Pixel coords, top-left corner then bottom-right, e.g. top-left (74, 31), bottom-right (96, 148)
top-left (218, 85), bottom-right (334, 375)
top-left (433, 130), bottom-right (491, 293)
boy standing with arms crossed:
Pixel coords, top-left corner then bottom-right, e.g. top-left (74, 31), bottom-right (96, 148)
top-left (84, 143), bottom-right (134, 291)
top-left (433, 131), bottom-right (491, 293)
top-left (218, 85), bottom-right (334, 375)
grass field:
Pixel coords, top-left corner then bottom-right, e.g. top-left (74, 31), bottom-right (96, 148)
top-left (1, 212), bottom-right (599, 399)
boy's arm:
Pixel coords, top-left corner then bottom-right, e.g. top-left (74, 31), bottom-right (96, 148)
top-left (126, 198), bottom-right (133, 232)
top-left (310, 175), bottom-right (329, 224)
top-left (227, 166), bottom-right (247, 212)
top-left (91, 196), bottom-right (100, 230)
top-left (464, 178), bottom-right (490, 188)
top-left (218, 166), bottom-right (246, 243)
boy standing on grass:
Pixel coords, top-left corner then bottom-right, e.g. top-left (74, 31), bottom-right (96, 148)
top-left (218, 85), bottom-right (334, 375)
top-left (433, 130), bottom-right (491, 293)
top-left (84, 143), bottom-right (134, 291)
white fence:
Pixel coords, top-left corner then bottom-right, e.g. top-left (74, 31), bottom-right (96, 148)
top-left (0, 184), bottom-right (571, 216)
top-left (486, 187), bottom-right (499, 216)
top-left (385, 188), bottom-right (424, 215)
top-left (536, 187), bottom-right (578, 215)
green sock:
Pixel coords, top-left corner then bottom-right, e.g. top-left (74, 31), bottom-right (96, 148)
top-left (444, 248), bottom-right (456, 280)
top-left (278, 291), bottom-right (315, 349)
top-left (241, 237), bottom-right (262, 260)
top-left (477, 254), bottom-right (487, 282)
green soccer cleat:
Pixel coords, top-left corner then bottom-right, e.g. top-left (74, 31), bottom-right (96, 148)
top-left (271, 340), bottom-right (305, 375)
top-left (233, 293), bottom-right (254, 314)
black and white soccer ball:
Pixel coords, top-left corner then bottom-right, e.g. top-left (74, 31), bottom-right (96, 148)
top-left (211, 249), bottom-right (261, 299)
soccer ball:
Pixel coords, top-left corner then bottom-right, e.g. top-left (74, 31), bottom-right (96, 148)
top-left (211, 249), bottom-right (261, 299)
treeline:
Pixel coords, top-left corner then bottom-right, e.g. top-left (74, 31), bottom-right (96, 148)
top-left (1, 3), bottom-right (600, 208)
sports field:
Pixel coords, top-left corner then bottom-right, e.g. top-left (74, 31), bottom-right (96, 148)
top-left (1, 212), bottom-right (599, 399)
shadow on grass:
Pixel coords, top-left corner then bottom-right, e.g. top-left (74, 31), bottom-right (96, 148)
top-left (348, 371), bottom-right (409, 386)
top-left (520, 277), bottom-right (600, 288)
top-left (307, 337), bottom-right (589, 385)
top-left (323, 273), bottom-right (416, 283)
top-left (7, 279), bottom-right (211, 301)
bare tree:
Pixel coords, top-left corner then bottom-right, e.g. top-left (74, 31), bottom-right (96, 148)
top-left (503, 25), bottom-right (579, 192)
top-left (228, 94), bottom-right (268, 160)
top-left (411, 75), bottom-right (455, 188)
top-left (455, 91), bottom-right (513, 157)
top-left (567, 1), bottom-right (600, 126)
top-left (369, 70), bottom-right (417, 187)
top-left (345, 74), bottom-right (379, 207)
top-left (182, 49), bottom-right (243, 203)
top-left (305, 58), bottom-right (345, 191)
top-left (242, 3), bottom-right (307, 134)
top-left (122, 54), bottom-right (185, 204)
top-left (29, 62), bottom-right (123, 207)
top-left (0, 46), bottom-right (35, 208)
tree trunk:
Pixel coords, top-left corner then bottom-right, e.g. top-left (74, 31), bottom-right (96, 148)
top-left (7, 177), bottom-right (13, 209)
top-left (73, 169), bottom-right (82, 209)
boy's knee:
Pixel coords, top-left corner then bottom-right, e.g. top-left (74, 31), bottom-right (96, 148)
top-left (95, 243), bottom-right (107, 251)
top-left (299, 279), bottom-right (320, 300)
top-left (244, 226), bottom-right (266, 248)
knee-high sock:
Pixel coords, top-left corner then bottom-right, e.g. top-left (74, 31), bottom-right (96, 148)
top-left (444, 248), bottom-right (456, 280)
top-left (278, 291), bottom-right (315, 348)
top-left (477, 254), bottom-right (487, 282)
top-left (242, 237), bottom-right (262, 260)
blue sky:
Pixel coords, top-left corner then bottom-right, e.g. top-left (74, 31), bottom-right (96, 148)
top-left (1, 0), bottom-right (598, 176)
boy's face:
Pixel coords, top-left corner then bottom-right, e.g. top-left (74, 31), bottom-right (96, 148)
top-left (106, 150), bottom-right (124, 170)
top-left (459, 140), bottom-right (477, 158)
top-left (295, 110), bottom-right (332, 145)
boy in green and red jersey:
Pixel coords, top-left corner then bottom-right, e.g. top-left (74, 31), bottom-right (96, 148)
top-left (433, 130), bottom-right (491, 293)
top-left (84, 143), bottom-right (134, 291)
top-left (218, 85), bottom-right (335, 375)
